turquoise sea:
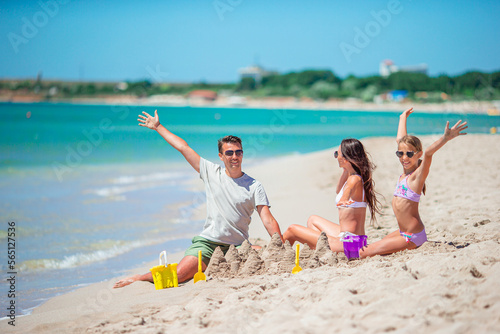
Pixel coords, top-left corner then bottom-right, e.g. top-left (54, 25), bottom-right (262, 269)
top-left (0, 102), bottom-right (498, 316)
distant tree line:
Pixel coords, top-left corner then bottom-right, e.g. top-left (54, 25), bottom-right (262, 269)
top-left (0, 79), bottom-right (234, 99)
top-left (237, 70), bottom-right (500, 102)
top-left (1, 69), bottom-right (499, 102)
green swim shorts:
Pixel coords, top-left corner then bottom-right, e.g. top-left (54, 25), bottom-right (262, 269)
top-left (184, 236), bottom-right (232, 265)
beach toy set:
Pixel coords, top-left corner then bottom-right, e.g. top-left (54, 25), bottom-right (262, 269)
top-left (340, 232), bottom-right (368, 260)
top-left (150, 251), bottom-right (178, 290)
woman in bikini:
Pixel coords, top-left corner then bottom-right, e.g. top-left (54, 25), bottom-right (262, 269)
top-left (283, 138), bottom-right (381, 252)
top-left (360, 108), bottom-right (468, 258)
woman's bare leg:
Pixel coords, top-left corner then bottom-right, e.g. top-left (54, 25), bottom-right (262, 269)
top-left (307, 215), bottom-right (341, 236)
top-left (326, 236), bottom-right (345, 252)
top-left (283, 224), bottom-right (322, 249)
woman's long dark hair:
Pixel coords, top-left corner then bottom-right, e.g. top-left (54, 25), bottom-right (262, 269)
top-left (340, 138), bottom-right (382, 225)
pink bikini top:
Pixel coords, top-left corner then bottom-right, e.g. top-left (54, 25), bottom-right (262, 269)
top-left (393, 174), bottom-right (421, 202)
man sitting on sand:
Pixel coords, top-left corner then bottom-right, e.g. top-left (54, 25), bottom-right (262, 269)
top-left (114, 110), bottom-right (283, 288)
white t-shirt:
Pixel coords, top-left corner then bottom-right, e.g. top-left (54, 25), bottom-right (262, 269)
top-left (198, 158), bottom-right (270, 245)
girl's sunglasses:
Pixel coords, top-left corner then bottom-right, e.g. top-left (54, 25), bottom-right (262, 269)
top-left (224, 149), bottom-right (243, 157)
top-left (395, 151), bottom-right (415, 158)
top-left (334, 151), bottom-right (338, 159)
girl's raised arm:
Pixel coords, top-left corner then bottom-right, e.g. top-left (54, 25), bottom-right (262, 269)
top-left (415, 120), bottom-right (468, 184)
top-left (396, 107), bottom-right (414, 143)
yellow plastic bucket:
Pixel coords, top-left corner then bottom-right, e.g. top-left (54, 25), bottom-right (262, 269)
top-left (150, 251), bottom-right (178, 290)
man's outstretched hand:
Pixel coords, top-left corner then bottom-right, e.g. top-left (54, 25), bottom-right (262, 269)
top-left (138, 110), bottom-right (160, 130)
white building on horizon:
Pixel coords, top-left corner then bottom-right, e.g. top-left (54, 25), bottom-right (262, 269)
top-left (380, 60), bottom-right (428, 77)
top-left (238, 65), bottom-right (277, 84)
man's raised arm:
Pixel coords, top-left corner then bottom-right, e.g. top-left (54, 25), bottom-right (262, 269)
top-left (138, 110), bottom-right (201, 172)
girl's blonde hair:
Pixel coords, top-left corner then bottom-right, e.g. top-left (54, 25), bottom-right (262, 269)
top-left (397, 135), bottom-right (426, 195)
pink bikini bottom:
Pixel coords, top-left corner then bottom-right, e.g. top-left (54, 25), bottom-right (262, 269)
top-left (400, 228), bottom-right (427, 247)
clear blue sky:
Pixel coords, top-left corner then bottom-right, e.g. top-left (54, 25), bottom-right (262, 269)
top-left (1, 0), bottom-right (499, 83)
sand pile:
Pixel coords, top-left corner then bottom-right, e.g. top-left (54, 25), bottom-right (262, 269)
top-left (206, 232), bottom-right (338, 279)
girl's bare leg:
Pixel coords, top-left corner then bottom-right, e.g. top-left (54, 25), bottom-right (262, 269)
top-left (360, 230), bottom-right (416, 258)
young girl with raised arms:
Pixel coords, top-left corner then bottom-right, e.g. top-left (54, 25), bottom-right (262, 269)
top-left (360, 108), bottom-right (468, 257)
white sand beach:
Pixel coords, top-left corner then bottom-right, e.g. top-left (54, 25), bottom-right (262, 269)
top-left (2, 134), bottom-right (499, 334)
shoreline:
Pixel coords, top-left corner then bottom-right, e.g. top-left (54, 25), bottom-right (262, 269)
top-left (2, 134), bottom-right (499, 333)
top-left (1, 96), bottom-right (499, 115)
top-left (0, 160), bottom-right (204, 318)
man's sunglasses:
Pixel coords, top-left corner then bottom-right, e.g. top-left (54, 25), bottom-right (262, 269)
top-left (224, 149), bottom-right (243, 157)
top-left (334, 151), bottom-right (339, 159)
top-left (395, 151), bottom-right (416, 158)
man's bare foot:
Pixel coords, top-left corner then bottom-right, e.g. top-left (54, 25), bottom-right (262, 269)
top-left (113, 274), bottom-right (142, 288)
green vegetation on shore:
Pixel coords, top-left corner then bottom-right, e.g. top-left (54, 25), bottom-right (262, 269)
top-left (238, 70), bottom-right (500, 102)
top-left (1, 69), bottom-right (499, 103)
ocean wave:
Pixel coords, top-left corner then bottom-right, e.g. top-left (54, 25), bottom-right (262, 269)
top-left (16, 239), bottom-right (149, 272)
top-left (87, 171), bottom-right (187, 198)
top-left (112, 172), bottom-right (185, 185)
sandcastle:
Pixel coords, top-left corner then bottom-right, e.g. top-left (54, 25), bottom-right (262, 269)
top-left (205, 232), bottom-right (338, 279)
